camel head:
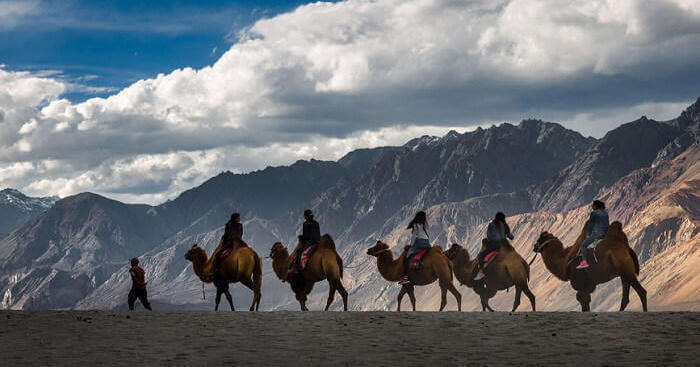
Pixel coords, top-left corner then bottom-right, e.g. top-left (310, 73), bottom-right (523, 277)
top-left (184, 244), bottom-right (207, 262)
top-left (444, 243), bottom-right (467, 261)
top-left (269, 242), bottom-right (289, 260)
top-left (533, 231), bottom-right (560, 253)
top-left (366, 240), bottom-right (390, 257)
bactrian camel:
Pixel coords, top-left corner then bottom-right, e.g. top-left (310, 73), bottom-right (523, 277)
top-left (444, 241), bottom-right (535, 312)
top-left (366, 240), bottom-right (461, 311)
top-left (269, 234), bottom-right (348, 311)
top-left (185, 240), bottom-right (262, 311)
top-left (533, 221), bottom-right (647, 312)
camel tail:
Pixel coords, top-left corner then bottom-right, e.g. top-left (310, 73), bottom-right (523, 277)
top-left (521, 258), bottom-right (530, 281)
top-left (628, 247), bottom-right (640, 275)
top-left (253, 251), bottom-right (263, 282)
top-left (336, 253), bottom-right (344, 278)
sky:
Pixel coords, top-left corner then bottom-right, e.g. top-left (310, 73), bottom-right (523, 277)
top-left (0, 0), bottom-right (699, 204)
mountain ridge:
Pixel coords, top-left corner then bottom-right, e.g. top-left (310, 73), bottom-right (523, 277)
top-left (2, 99), bottom-right (698, 310)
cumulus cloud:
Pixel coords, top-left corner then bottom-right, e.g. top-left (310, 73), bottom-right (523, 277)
top-left (1, 0), bottom-right (698, 203)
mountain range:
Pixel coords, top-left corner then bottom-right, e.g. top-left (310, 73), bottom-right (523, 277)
top-left (1, 98), bottom-right (698, 311)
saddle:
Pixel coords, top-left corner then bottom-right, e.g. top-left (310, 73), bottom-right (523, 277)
top-left (569, 239), bottom-right (603, 271)
top-left (218, 247), bottom-right (235, 262)
top-left (299, 245), bottom-right (317, 270)
top-left (482, 250), bottom-right (499, 269)
top-left (407, 249), bottom-right (429, 270)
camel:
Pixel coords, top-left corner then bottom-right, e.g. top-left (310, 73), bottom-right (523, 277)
top-left (184, 240), bottom-right (262, 311)
top-left (366, 241), bottom-right (461, 311)
top-left (444, 241), bottom-right (535, 312)
top-left (269, 234), bottom-right (348, 311)
top-left (532, 221), bottom-right (647, 312)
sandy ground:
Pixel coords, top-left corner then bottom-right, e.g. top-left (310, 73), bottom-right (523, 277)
top-left (1, 311), bottom-right (698, 366)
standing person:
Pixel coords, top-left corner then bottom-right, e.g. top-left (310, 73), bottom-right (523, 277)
top-left (210, 213), bottom-right (243, 280)
top-left (475, 212), bottom-right (513, 280)
top-left (398, 211), bottom-right (430, 285)
top-left (576, 200), bottom-right (609, 269)
top-left (291, 209), bottom-right (320, 272)
top-left (128, 257), bottom-right (152, 311)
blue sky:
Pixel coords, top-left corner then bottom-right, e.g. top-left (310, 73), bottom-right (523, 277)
top-left (0, 0), bottom-right (318, 100)
top-left (0, 0), bottom-right (698, 203)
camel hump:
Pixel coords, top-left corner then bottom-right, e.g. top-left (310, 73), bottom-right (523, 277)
top-left (319, 234), bottom-right (337, 250)
top-left (604, 221), bottom-right (629, 246)
top-left (500, 239), bottom-right (515, 251)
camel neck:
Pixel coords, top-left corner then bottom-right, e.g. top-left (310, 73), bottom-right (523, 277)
top-left (376, 249), bottom-right (403, 282)
top-left (191, 253), bottom-right (212, 283)
top-left (271, 251), bottom-right (291, 280)
top-left (540, 241), bottom-right (568, 280)
top-left (453, 251), bottom-right (477, 286)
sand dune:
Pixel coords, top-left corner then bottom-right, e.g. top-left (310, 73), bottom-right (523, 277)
top-left (1, 311), bottom-right (697, 366)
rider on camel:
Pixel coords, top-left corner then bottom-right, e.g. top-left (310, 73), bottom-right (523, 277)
top-left (210, 212), bottom-right (243, 280)
top-left (576, 200), bottom-right (609, 269)
top-left (290, 209), bottom-right (320, 273)
top-left (398, 211), bottom-right (430, 286)
top-left (475, 212), bottom-right (513, 280)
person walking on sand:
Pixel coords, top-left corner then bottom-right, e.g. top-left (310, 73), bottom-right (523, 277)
top-left (474, 212), bottom-right (513, 280)
top-left (128, 257), bottom-right (152, 310)
top-left (398, 211), bottom-right (431, 285)
top-left (576, 200), bottom-right (609, 269)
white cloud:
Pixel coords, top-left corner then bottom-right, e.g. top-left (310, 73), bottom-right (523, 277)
top-left (0, 0), bottom-right (40, 29)
top-left (0, 0), bottom-right (698, 203)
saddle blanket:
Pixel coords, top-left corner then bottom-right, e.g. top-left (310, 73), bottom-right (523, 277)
top-left (483, 250), bottom-right (498, 265)
top-left (576, 239), bottom-right (603, 257)
top-left (300, 245), bottom-right (316, 269)
top-left (411, 249), bottom-right (429, 260)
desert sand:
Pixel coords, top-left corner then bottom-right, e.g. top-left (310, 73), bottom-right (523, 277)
top-left (1, 311), bottom-right (698, 366)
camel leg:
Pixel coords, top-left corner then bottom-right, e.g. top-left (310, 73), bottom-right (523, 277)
top-left (406, 285), bottom-right (417, 311)
top-left (240, 277), bottom-right (261, 312)
top-left (619, 279), bottom-right (631, 311)
top-left (324, 281), bottom-right (337, 311)
top-left (512, 287), bottom-right (522, 312)
top-left (214, 288), bottom-right (222, 311)
top-left (439, 285), bottom-right (448, 311)
top-left (521, 285), bottom-right (536, 311)
top-left (445, 282), bottom-right (462, 311)
top-left (331, 279), bottom-right (349, 312)
top-left (296, 293), bottom-right (309, 311)
top-left (576, 291), bottom-right (591, 312)
top-left (224, 290), bottom-right (234, 311)
top-left (629, 278), bottom-right (648, 312)
top-left (397, 286), bottom-right (407, 311)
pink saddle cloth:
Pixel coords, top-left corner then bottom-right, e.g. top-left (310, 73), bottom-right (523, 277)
top-left (483, 250), bottom-right (499, 264)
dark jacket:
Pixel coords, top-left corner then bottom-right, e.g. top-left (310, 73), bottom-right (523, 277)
top-left (223, 221), bottom-right (243, 246)
top-left (486, 221), bottom-right (513, 244)
top-left (586, 209), bottom-right (609, 237)
top-left (129, 266), bottom-right (147, 289)
top-left (301, 219), bottom-right (321, 246)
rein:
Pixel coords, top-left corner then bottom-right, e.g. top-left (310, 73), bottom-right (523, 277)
top-left (348, 247), bottom-right (393, 269)
top-left (529, 238), bottom-right (558, 266)
top-left (528, 253), bottom-right (538, 266)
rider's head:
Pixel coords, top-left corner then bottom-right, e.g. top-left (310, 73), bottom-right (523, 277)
top-left (592, 200), bottom-right (605, 210)
top-left (494, 212), bottom-right (506, 223)
top-left (407, 211), bottom-right (427, 229)
top-left (231, 213), bottom-right (240, 222)
top-left (304, 209), bottom-right (313, 220)
top-left (130, 257), bottom-right (139, 267)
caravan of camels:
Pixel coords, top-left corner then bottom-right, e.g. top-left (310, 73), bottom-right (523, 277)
top-left (181, 201), bottom-right (647, 313)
